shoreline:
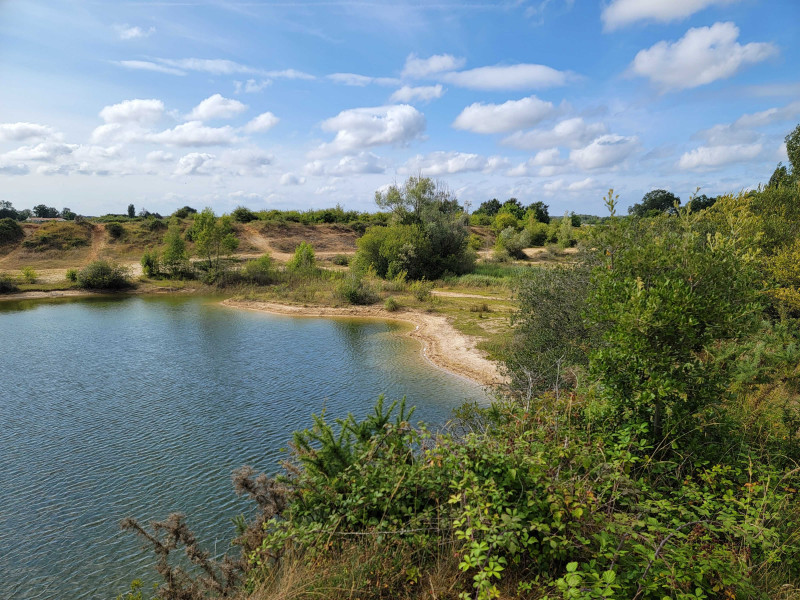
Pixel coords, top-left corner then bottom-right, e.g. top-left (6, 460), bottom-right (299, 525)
top-left (222, 299), bottom-right (506, 388)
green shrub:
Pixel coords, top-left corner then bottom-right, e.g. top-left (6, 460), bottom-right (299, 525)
top-left (77, 260), bottom-right (131, 289)
top-left (0, 272), bottom-right (18, 293)
top-left (287, 241), bottom-right (316, 272)
top-left (0, 218), bottom-right (23, 245)
top-left (384, 296), bottom-right (399, 312)
top-left (468, 233), bottom-right (483, 251)
top-left (106, 222), bottom-right (124, 239)
top-left (491, 211), bottom-right (519, 234)
top-left (242, 254), bottom-right (276, 285)
top-left (331, 254), bottom-right (350, 266)
top-left (495, 226), bottom-right (531, 259)
top-left (21, 222), bottom-right (90, 251)
top-left (526, 221), bottom-right (549, 246)
top-left (140, 250), bottom-right (160, 277)
top-left (145, 218), bottom-right (167, 232)
top-left (409, 278), bottom-right (433, 301)
top-left (231, 206), bottom-right (257, 223)
top-left (65, 268), bottom-right (78, 282)
top-left (21, 266), bottom-right (37, 283)
top-left (336, 272), bottom-right (378, 305)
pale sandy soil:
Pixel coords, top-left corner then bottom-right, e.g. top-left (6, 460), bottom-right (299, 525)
top-left (223, 299), bottom-right (506, 388)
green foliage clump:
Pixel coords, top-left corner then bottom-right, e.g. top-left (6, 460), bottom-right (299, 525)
top-left (189, 208), bottom-right (238, 283)
top-left (65, 268), bottom-right (78, 282)
top-left (140, 250), bottom-right (160, 278)
top-left (76, 260), bottom-right (130, 289)
top-left (231, 206), bottom-right (257, 223)
top-left (491, 211), bottom-right (519, 234)
top-left (409, 278), bottom-right (433, 302)
top-left (171, 206), bottom-right (197, 219)
top-left (628, 188), bottom-right (681, 217)
top-left (526, 220), bottom-right (550, 246)
top-left (160, 222), bottom-right (192, 279)
top-left (331, 254), bottom-right (350, 266)
top-left (21, 222), bottom-right (90, 251)
top-left (494, 226), bottom-right (530, 259)
top-left (241, 254), bottom-right (276, 285)
top-left (0, 272), bottom-right (18, 293)
top-left (0, 217), bottom-right (23, 245)
top-left (287, 241), bottom-right (316, 273)
top-left (335, 271), bottom-right (378, 305)
top-left (21, 266), bottom-right (37, 283)
top-left (384, 296), bottom-right (399, 312)
top-left (106, 222), bottom-right (124, 239)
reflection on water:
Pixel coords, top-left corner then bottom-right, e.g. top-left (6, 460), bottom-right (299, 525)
top-left (0, 295), bottom-right (486, 599)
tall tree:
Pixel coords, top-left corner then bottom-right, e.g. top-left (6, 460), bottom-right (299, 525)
top-left (127, 204), bottom-right (136, 218)
top-left (786, 123), bottom-right (800, 175)
top-left (628, 189), bottom-right (680, 217)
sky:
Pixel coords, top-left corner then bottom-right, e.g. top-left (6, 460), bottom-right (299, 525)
top-left (0, 0), bottom-right (798, 216)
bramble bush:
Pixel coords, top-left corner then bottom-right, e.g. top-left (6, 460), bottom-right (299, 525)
top-left (77, 260), bottom-right (131, 289)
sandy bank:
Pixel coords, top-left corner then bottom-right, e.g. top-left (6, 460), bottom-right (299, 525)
top-left (223, 299), bottom-right (506, 388)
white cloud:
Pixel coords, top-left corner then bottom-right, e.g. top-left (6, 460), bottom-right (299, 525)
top-left (188, 94), bottom-right (247, 121)
top-left (389, 85), bottom-right (444, 103)
top-left (244, 112), bottom-right (279, 133)
top-left (442, 64), bottom-right (573, 90)
top-left (401, 53), bottom-right (465, 78)
top-left (117, 60), bottom-right (186, 76)
top-left (569, 134), bottom-right (638, 169)
top-left (327, 73), bottom-right (400, 87)
top-left (313, 105), bottom-right (425, 157)
top-left (280, 173), bottom-right (305, 185)
top-left (734, 100), bottom-right (800, 129)
top-left (263, 69), bottom-right (315, 80)
top-left (145, 150), bottom-right (174, 163)
top-left (453, 96), bottom-right (555, 134)
top-left (99, 99), bottom-right (165, 124)
top-left (3, 142), bottom-right (77, 162)
top-left (114, 24), bottom-right (155, 40)
top-left (402, 151), bottom-right (508, 176)
top-left (502, 117), bottom-right (607, 149)
top-left (0, 162), bottom-right (29, 175)
top-left (602, 0), bottom-right (740, 30)
top-left (541, 177), bottom-right (598, 195)
top-left (235, 79), bottom-right (271, 93)
top-left (0, 122), bottom-right (56, 142)
top-left (219, 148), bottom-right (273, 175)
top-left (506, 148), bottom-right (566, 176)
top-left (151, 121), bottom-right (239, 147)
top-left (630, 22), bottom-right (777, 91)
top-left (175, 152), bottom-right (216, 176)
top-left (158, 58), bottom-right (260, 75)
top-left (678, 143), bottom-right (762, 170)
top-left (329, 152), bottom-right (386, 175)
top-left (694, 123), bottom-right (760, 146)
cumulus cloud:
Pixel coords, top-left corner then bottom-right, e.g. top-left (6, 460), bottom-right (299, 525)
top-left (0, 122), bottom-right (57, 142)
top-left (542, 177), bottom-right (597, 194)
top-left (280, 173), bottom-right (306, 185)
top-left (678, 143), bottom-right (762, 170)
top-left (145, 150), bottom-right (174, 163)
top-left (99, 99), bottom-right (165, 124)
top-left (629, 22), bottom-right (777, 91)
top-left (175, 152), bottom-right (215, 175)
top-left (329, 153), bottom-right (386, 175)
top-left (602, 0), bottom-right (740, 30)
top-left (114, 24), bottom-right (155, 40)
top-left (401, 54), bottom-right (465, 78)
top-left (151, 121), bottom-right (239, 147)
top-left (442, 64), bottom-right (573, 90)
top-left (453, 96), bottom-right (555, 134)
top-left (244, 112), bottom-right (279, 133)
top-left (3, 142), bottom-right (77, 162)
top-left (219, 148), bottom-right (273, 175)
top-left (569, 134), bottom-right (638, 169)
top-left (402, 151), bottom-right (509, 176)
top-left (0, 162), bottom-right (29, 175)
top-left (389, 85), bottom-right (444, 103)
top-left (506, 148), bottom-right (566, 176)
top-left (313, 105), bottom-right (425, 157)
top-left (187, 94), bottom-right (247, 121)
top-left (734, 100), bottom-right (800, 129)
top-left (503, 117), bottom-right (607, 150)
top-left (327, 73), bottom-right (400, 87)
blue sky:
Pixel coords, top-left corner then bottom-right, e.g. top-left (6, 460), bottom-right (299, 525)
top-left (1, 0), bottom-right (798, 216)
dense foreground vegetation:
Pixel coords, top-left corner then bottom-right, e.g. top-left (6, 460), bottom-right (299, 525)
top-left (119, 170), bottom-right (800, 599)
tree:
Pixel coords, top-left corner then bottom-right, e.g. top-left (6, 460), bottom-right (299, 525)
top-left (33, 204), bottom-right (59, 218)
top-left (786, 123), bottom-right (800, 175)
top-left (527, 201), bottom-right (550, 224)
top-left (161, 222), bottom-right (191, 278)
top-left (474, 198), bottom-right (501, 216)
top-left (0, 201), bottom-right (19, 220)
top-left (191, 208), bottom-right (239, 273)
top-left (61, 207), bottom-right (76, 220)
top-left (686, 194), bottom-right (716, 211)
top-left (628, 189), bottom-right (680, 217)
top-left (499, 198), bottom-right (525, 220)
top-left (127, 204), bottom-right (136, 218)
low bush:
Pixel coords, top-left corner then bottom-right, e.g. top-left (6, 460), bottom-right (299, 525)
top-left (384, 296), bottom-right (399, 312)
top-left (105, 222), bottom-right (124, 239)
top-left (76, 260), bottom-right (131, 290)
top-left (331, 254), bottom-right (350, 266)
top-left (495, 226), bottom-right (531, 259)
top-left (241, 254), bottom-right (276, 285)
top-left (21, 266), bottom-right (37, 283)
top-left (287, 242), bottom-right (316, 273)
top-left (409, 278), bottom-right (433, 301)
top-left (140, 250), bottom-right (160, 277)
top-left (0, 218), bottom-right (23, 245)
top-left (232, 206), bottom-right (258, 223)
top-left (335, 272), bottom-right (378, 305)
top-left (0, 272), bottom-right (18, 293)
top-left (65, 268), bottom-right (78, 282)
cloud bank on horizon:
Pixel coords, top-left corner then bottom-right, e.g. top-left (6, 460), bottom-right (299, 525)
top-left (0, 0), bottom-right (797, 216)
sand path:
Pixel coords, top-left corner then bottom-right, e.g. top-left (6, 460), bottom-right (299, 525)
top-left (223, 299), bottom-right (505, 388)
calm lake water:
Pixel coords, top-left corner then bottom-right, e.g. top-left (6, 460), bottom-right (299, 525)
top-left (0, 295), bottom-right (487, 599)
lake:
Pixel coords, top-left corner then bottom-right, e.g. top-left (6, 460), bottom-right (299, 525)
top-left (0, 295), bottom-right (487, 599)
